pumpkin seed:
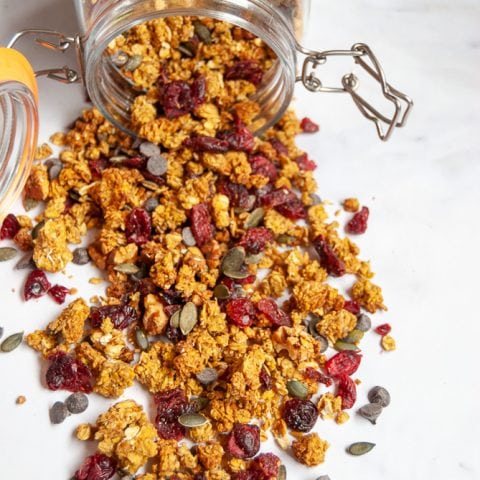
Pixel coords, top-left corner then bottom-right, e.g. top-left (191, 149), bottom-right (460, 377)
top-left (223, 268), bottom-right (250, 280)
top-left (111, 50), bottom-right (129, 67)
top-left (334, 340), bottom-right (360, 352)
top-left (182, 227), bottom-right (197, 246)
top-left (130, 263), bottom-right (149, 281)
top-left (213, 284), bottom-right (230, 300)
top-left (31, 220), bottom-right (45, 240)
top-left (178, 42), bottom-right (195, 57)
top-left (0, 247), bottom-right (17, 262)
top-left (315, 476), bottom-right (330, 480)
top-left (196, 367), bottom-right (219, 385)
top-left (277, 465), bottom-right (287, 480)
top-left (15, 252), bottom-right (35, 270)
top-left (146, 155), bottom-right (168, 176)
top-left (276, 234), bottom-right (296, 245)
top-left (287, 379), bottom-right (308, 400)
top-left (144, 197), bottom-right (159, 213)
top-left (179, 302), bottom-right (198, 335)
top-left (178, 412), bottom-right (208, 428)
top-left (69, 189), bottom-right (81, 202)
top-left (1, 331), bottom-right (23, 352)
top-left (65, 393), bottom-right (89, 414)
top-left (124, 54), bottom-right (142, 71)
top-left (170, 310), bottom-right (181, 328)
top-left (135, 328), bottom-right (149, 351)
top-left (50, 401), bottom-right (69, 424)
top-left (221, 246), bottom-right (246, 273)
top-left (0, 327), bottom-right (3, 340)
top-left (114, 263), bottom-right (140, 275)
top-left (342, 329), bottom-right (364, 344)
top-left (193, 20), bottom-right (212, 44)
top-left (190, 396), bottom-right (210, 412)
top-left (358, 402), bottom-right (383, 424)
top-left (244, 207), bottom-right (265, 228)
top-left (72, 247), bottom-right (90, 265)
top-left (308, 318), bottom-right (328, 353)
top-left (245, 252), bottom-right (264, 265)
top-left (368, 386), bottom-right (391, 407)
top-left (310, 193), bottom-right (322, 205)
top-left (48, 163), bottom-right (63, 180)
top-left (355, 313), bottom-right (371, 332)
top-left (347, 442), bottom-right (375, 456)
top-left (139, 141), bottom-right (161, 158)
top-left (23, 197), bottom-right (40, 211)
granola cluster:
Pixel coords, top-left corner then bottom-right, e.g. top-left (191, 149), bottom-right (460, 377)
top-left (0, 15), bottom-right (394, 480)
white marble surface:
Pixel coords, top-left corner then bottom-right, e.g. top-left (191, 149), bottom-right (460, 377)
top-left (0, 1), bottom-right (479, 479)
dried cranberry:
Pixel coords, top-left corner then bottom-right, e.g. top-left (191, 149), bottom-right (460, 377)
top-left (282, 399), bottom-right (318, 432)
top-left (269, 139), bottom-right (289, 156)
top-left (225, 60), bottom-right (264, 86)
top-left (24, 269), bottom-right (52, 301)
top-left (249, 154), bottom-right (278, 182)
top-left (225, 298), bottom-right (256, 327)
top-left (375, 323), bottom-right (392, 336)
top-left (48, 284), bottom-right (70, 304)
top-left (304, 367), bottom-right (333, 387)
top-left (160, 80), bottom-right (194, 119)
top-left (261, 189), bottom-right (306, 220)
top-left (159, 289), bottom-right (184, 305)
top-left (74, 453), bottom-right (116, 480)
top-left (227, 423), bottom-right (260, 459)
top-left (126, 208), bottom-right (151, 245)
top-left (259, 367), bottom-right (272, 390)
top-left (336, 373), bottom-right (357, 409)
top-left (346, 206), bottom-right (370, 234)
top-left (191, 75), bottom-right (206, 108)
top-left (252, 453), bottom-right (280, 479)
top-left (239, 227), bottom-right (274, 254)
top-left (232, 472), bottom-right (261, 480)
top-left (294, 153), bottom-right (316, 171)
top-left (257, 298), bottom-right (292, 327)
top-left (218, 180), bottom-right (250, 209)
top-left (89, 304), bottom-right (137, 329)
top-left (343, 300), bottom-right (360, 315)
top-left (325, 351), bottom-right (362, 377)
top-left (142, 170), bottom-right (166, 186)
top-left (46, 352), bottom-right (93, 393)
top-left (154, 388), bottom-right (189, 440)
top-left (300, 117), bottom-right (320, 133)
top-left (313, 235), bottom-right (346, 277)
top-left (0, 213), bottom-right (21, 240)
top-left (88, 157), bottom-right (109, 179)
top-left (165, 324), bottom-right (184, 343)
top-left (184, 135), bottom-right (230, 153)
top-left (217, 119), bottom-right (255, 153)
top-left (122, 155), bottom-right (147, 170)
top-left (189, 203), bottom-right (214, 246)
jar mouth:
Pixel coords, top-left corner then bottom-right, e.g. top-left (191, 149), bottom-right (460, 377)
top-left (0, 81), bottom-right (38, 216)
top-left (83, 1), bottom-right (297, 138)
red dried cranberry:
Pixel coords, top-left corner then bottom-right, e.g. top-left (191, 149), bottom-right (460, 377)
top-left (282, 399), bottom-right (318, 432)
top-left (46, 352), bottom-right (93, 393)
top-left (218, 180), bottom-right (250, 209)
top-left (346, 206), bottom-right (370, 234)
top-left (325, 351), bottom-right (362, 377)
top-left (269, 138), bottom-right (289, 156)
top-left (160, 80), bottom-right (194, 119)
top-left (0, 213), bottom-right (21, 240)
top-left (24, 269), bottom-right (51, 301)
top-left (313, 235), bottom-right (346, 277)
top-left (232, 472), bottom-right (261, 480)
top-left (304, 367), bottom-right (332, 387)
top-left (154, 388), bottom-right (189, 440)
top-left (217, 119), bottom-right (255, 153)
top-left (88, 157), bottom-right (109, 179)
top-left (294, 153), bottom-right (316, 171)
top-left (142, 170), bottom-right (165, 186)
top-left (375, 323), bottom-right (392, 336)
top-left (74, 453), bottom-right (116, 480)
top-left (300, 117), bottom-right (320, 133)
top-left (227, 423), bottom-right (260, 459)
top-left (165, 324), bottom-right (184, 343)
top-left (184, 135), bottom-right (230, 153)
top-left (236, 274), bottom-right (256, 286)
top-left (252, 453), bottom-right (280, 479)
top-left (48, 284), bottom-right (70, 304)
top-left (343, 300), bottom-right (360, 315)
top-left (239, 227), bottom-right (274, 254)
top-left (89, 304), bottom-right (137, 329)
top-left (122, 155), bottom-right (147, 170)
top-left (336, 373), bottom-right (357, 409)
top-left (159, 289), bottom-right (184, 305)
top-left (249, 154), bottom-right (278, 182)
top-left (226, 298), bottom-right (256, 327)
top-left (225, 60), bottom-right (264, 86)
top-left (191, 75), bottom-right (206, 108)
top-left (126, 208), bottom-right (151, 245)
top-left (259, 367), bottom-right (272, 390)
top-left (190, 203), bottom-right (214, 246)
top-left (261, 188), bottom-right (306, 220)
top-left (257, 298), bottom-right (292, 327)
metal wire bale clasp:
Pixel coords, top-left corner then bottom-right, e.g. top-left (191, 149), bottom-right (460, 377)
top-left (296, 42), bottom-right (413, 141)
top-left (7, 29), bottom-right (83, 84)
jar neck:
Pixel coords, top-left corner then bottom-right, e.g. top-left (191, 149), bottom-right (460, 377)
top-left (82, 0), bottom-right (297, 136)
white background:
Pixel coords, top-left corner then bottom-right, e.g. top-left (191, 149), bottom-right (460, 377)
top-left (1, 1), bottom-right (479, 479)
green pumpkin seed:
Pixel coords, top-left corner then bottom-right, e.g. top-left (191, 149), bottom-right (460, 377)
top-left (308, 318), bottom-right (328, 353)
top-left (193, 20), bottom-right (212, 44)
top-left (15, 252), bottom-right (35, 270)
top-left (287, 379), bottom-right (308, 400)
top-left (124, 54), bottom-right (142, 71)
top-left (245, 252), bottom-right (264, 265)
top-left (1, 332), bottom-right (24, 352)
top-left (196, 367), bottom-right (219, 385)
top-left (221, 246), bottom-right (246, 274)
top-left (178, 42), bottom-right (195, 57)
top-left (342, 329), bottom-right (364, 344)
top-left (276, 234), bottom-right (296, 245)
top-left (334, 340), bottom-right (360, 352)
top-left (190, 396), bottom-right (210, 412)
top-left (0, 247), bottom-right (18, 262)
top-left (31, 220), bottom-right (45, 240)
top-left (277, 465), bottom-right (287, 480)
top-left (368, 386), bottom-right (391, 407)
top-left (114, 263), bottom-right (140, 275)
top-left (178, 412), bottom-right (208, 428)
top-left (135, 328), bottom-right (149, 351)
top-left (223, 268), bottom-right (250, 280)
top-left (358, 403), bottom-right (383, 424)
top-left (355, 313), bottom-right (371, 332)
top-left (23, 197), bottom-right (40, 211)
top-left (170, 310), bottom-right (181, 328)
top-left (213, 284), bottom-right (230, 300)
top-left (179, 302), bottom-right (198, 335)
top-left (244, 207), bottom-right (265, 229)
top-left (347, 441), bottom-right (375, 456)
